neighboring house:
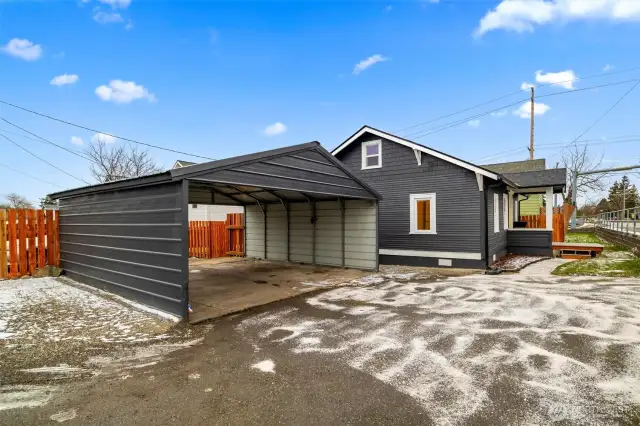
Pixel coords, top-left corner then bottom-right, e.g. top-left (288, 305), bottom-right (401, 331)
top-left (171, 160), bottom-right (243, 221)
top-left (483, 159), bottom-right (546, 216)
top-left (332, 126), bottom-right (566, 268)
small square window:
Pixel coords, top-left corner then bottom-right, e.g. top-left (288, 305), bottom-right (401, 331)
top-left (410, 193), bottom-right (436, 234)
top-left (362, 140), bottom-right (382, 170)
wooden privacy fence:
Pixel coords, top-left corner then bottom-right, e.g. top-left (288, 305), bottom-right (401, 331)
top-left (1, 208), bottom-right (59, 279)
top-left (519, 213), bottom-right (566, 242)
top-left (189, 213), bottom-right (245, 259)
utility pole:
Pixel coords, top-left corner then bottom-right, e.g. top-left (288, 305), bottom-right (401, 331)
top-left (529, 87), bottom-right (535, 160)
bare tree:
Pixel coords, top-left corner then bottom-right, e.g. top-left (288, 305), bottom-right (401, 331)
top-left (85, 138), bottom-right (163, 183)
top-left (561, 142), bottom-right (610, 202)
top-left (2, 193), bottom-right (34, 209)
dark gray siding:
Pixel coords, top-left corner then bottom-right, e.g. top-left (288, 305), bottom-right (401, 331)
top-left (336, 135), bottom-right (483, 254)
top-left (379, 255), bottom-right (485, 269)
top-left (487, 185), bottom-right (508, 263)
top-left (58, 181), bottom-right (187, 317)
top-left (507, 230), bottom-right (552, 256)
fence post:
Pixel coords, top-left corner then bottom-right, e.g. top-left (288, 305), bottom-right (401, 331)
top-left (0, 209), bottom-right (6, 279)
top-left (7, 210), bottom-right (17, 278)
top-left (17, 209), bottom-right (27, 276)
top-left (27, 209), bottom-right (36, 275)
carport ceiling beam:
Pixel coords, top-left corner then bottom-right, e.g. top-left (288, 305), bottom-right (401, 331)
top-left (207, 185), bottom-right (247, 205)
top-left (225, 184), bottom-right (266, 212)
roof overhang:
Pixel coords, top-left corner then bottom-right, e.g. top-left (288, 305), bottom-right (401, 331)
top-left (331, 125), bottom-right (499, 181)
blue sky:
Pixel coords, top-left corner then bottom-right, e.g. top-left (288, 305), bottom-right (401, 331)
top-left (1, 0), bottom-right (640, 205)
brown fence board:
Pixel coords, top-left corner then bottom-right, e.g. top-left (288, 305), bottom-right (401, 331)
top-left (46, 209), bottom-right (54, 266)
top-left (27, 209), bottom-right (36, 274)
top-left (7, 209), bottom-right (18, 278)
top-left (37, 210), bottom-right (45, 268)
top-left (0, 210), bottom-right (7, 279)
top-left (188, 215), bottom-right (244, 259)
top-left (54, 210), bottom-right (60, 267)
top-left (17, 209), bottom-right (27, 275)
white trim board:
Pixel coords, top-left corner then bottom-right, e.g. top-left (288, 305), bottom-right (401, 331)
top-left (379, 249), bottom-right (482, 260)
top-left (332, 126), bottom-right (499, 180)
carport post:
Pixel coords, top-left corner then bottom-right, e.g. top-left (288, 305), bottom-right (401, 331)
top-left (263, 203), bottom-right (267, 260)
top-left (339, 198), bottom-right (345, 267)
top-left (285, 201), bottom-right (291, 262)
top-left (311, 199), bottom-right (316, 265)
top-left (180, 180), bottom-right (190, 319)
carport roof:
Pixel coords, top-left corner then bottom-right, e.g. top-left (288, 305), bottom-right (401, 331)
top-left (49, 142), bottom-right (382, 203)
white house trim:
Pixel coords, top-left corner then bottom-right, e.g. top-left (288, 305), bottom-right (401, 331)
top-left (475, 173), bottom-right (484, 191)
top-left (494, 193), bottom-right (500, 233)
top-left (413, 149), bottom-right (422, 166)
top-left (361, 139), bottom-right (382, 170)
top-left (409, 193), bottom-right (436, 235)
top-left (332, 126), bottom-right (499, 180)
top-left (379, 249), bottom-right (482, 260)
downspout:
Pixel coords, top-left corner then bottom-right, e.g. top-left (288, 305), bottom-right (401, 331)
top-left (517, 194), bottom-right (530, 217)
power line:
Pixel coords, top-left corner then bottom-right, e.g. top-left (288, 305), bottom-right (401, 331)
top-left (0, 99), bottom-right (215, 161)
top-left (0, 133), bottom-right (89, 184)
top-left (0, 116), bottom-right (93, 162)
top-left (536, 78), bottom-right (640, 100)
top-left (394, 66), bottom-right (640, 134)
top-left (0, 162), bottom-right (64, 188)
top-left (570, 80), bottom-right (640, 144)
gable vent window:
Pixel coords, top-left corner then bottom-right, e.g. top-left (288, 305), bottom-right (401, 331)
top-left (361, 140), bottom-right (382, 170)
top-left (410, 193), bottom-right (436, 234)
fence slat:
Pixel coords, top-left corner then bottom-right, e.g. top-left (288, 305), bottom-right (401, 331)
top-left (7, 210), bottom-right (17, 278)
top-left (37, 210), bottom-right (45, 268)
top-left (0, 209), bottom-right (7, 279)
top-left (27, 209), bottom-right (37, 274)
top-left (46, 210), bottom-right (54, 265)
top-left (17, 209), bottom-right (27, 275)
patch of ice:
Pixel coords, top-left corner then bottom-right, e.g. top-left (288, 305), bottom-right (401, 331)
top-left (0, 385), bottom-right (57, 411)
top-left (252, 359), bottom-right (275, 373)
top-left (21, 364), bottom-right (87, 375)
top-left (188, 373), bottom-right (201, 380)
top-left (204, 388), bottom-right (213, 392)
top-left (50, 408), bottom-right (77, 422)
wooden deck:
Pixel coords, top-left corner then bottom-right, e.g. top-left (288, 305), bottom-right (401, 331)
top-left (552, 242), bottom-right (604, 259)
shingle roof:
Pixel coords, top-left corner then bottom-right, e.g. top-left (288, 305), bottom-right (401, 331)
top-left (482, 159), bottom-right (546, 173)
top-left (503, 168), bottom-right (567, 189)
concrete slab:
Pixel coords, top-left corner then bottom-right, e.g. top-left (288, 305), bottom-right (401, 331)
top-left (187, 258), bottom-right (369, 323)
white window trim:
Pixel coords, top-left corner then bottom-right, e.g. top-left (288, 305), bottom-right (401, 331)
top-left (503, 193), bottom-right (508, 231)
top-left (361, 140), bottom-right (382, 170)
top-left (494, 193), bottom-right (500, 233)
top-left (410, 193), bottom-right (436, 235)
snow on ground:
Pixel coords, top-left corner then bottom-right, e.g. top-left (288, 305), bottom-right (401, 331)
top-left (237, 263), bottom-right (640, 425)
top-left (251, 359), bottom-right (275, 373)
top-left (491, 254), bottom-right (548, 271)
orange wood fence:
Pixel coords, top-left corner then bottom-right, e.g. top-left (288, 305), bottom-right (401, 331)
top-left (189, 213), bottom-right (245, 259)
top-left (519, 213), bottom-right (566, 242)
top-left (1, 208), bottom-right (59, 279)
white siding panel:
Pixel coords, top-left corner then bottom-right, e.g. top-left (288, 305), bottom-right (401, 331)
top-left (245, 205), bottom-right (264, 259)
top-left (315, 201), bottom-right (343, 267)
top-left (289, 203), bottom-right (313, 263)
top-left (188, 204), bottom-right (243, 221)
top-left (266, 204), bottom-right (288, 261)
top-left (345, 200), bottom-right (377, 270)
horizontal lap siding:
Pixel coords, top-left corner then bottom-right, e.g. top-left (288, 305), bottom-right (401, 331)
top-left (58, 182), bottom-right (186, 316)
top-left (487, 185), bottom-right (508, 263)
top-left (345, 200), bottom-right (377, 269)
top-left (507, 230), bottom-right (553, 256)
top-left (266, 204), bottom-right (288, 261)
top-left (336, 136), bottom-right (482, 254)
top-left (245, 205), bottom-right (264, 259)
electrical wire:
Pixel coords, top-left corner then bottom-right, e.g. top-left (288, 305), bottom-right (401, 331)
top-left (0, 99), bottom-right (215, 161)
top-left (0, 162), bottom-right (64, 188)
top-left (394, 66), bottom-right (640, 134)
top-left (0, 133), bottom-right (89, 184)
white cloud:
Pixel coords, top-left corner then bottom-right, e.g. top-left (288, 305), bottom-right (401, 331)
top-left (535, 69), bottom-right (577, 89)
top-left (70, 136), bottom-right (84, 146)
top-left (491, 109), bottom-right (508, 117)
top-left (521, 81), bottom-right (535, 90)
top-left (603, 64), bottom-right (615, 71)
top-left (353, 54), bottom-right (389, 75)
top-left (264, 122), bottom-right (287, 136)
top-left (91, 133), bottom-right (117, 144)
top-left (95, 80), bottom-right (157, 104)
top-left (475, 0), bottom-right (640, 36)
top-left (1, 38), bottom-right (42, 61)
top-left (50, 74), bottom-right (79, 86)
top-left (513, 100), bottom-right (551, 118)
top-left (93, 11), bottom-right (124, 24)
top-left (98, 0), bottom-right (131, 8)
top-left (468, 119), bottom-right (481, 128)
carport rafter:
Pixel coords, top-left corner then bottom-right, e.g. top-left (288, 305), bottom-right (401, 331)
top-left (205, 184), bottom-right (247, 205)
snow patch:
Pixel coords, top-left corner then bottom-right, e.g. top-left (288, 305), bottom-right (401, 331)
top-left (0, 385), bottom-right (57, 411)
top-left (188, 373), bottom-right (201, 380)
top-left (50, 408), bottom-right (77, 422)
top-left (252, 359), bottom-right (275, 373)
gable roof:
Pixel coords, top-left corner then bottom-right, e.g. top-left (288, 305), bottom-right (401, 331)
top-left (50, 142), bottom-right (382, 202)
top-left (503, 168), bottom-right (567, 190)
top-left (483, 158), bottom-right (546, 173)
top-left (172, 160), bottom-right (197, 169)
top-left (331, 125), bottom-right (499, 180)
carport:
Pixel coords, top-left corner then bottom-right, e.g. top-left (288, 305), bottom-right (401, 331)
top-left (49, 142), bottom-right (381, 321)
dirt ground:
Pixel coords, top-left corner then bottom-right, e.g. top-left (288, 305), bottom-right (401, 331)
top-left (2, 260), bottom-right (639, 425)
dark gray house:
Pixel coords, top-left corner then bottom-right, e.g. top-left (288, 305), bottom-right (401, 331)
top-left (332, 126), bottom-right (566, 269)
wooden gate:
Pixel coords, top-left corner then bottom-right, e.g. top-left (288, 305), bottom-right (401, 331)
top-left (1, 208), bottom-right (59, 279)
top-left (188, 213), bottom-right (244, 259)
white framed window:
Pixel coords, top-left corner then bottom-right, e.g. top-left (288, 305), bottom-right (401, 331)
top-left (503, 193), bottom-right (508, 231)
top-left (410, 193), bottom-right (436, 234)
top-left (361, 140), bottom-right (382, 170)
top-left (494, 193), bottom-right (500, 233)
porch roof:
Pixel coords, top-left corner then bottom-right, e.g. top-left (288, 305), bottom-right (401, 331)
top-left (503, 168), bottom-right (566, 193)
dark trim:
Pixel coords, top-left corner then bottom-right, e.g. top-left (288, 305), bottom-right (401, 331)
top-left (49, 172), bottom-right (172, 199)
top-left (180, 180), bottom-right (190, 320)
top-left (379, 255), bottom-right (486, 270)
top-left (261, 160), bottom-right (353, 180)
